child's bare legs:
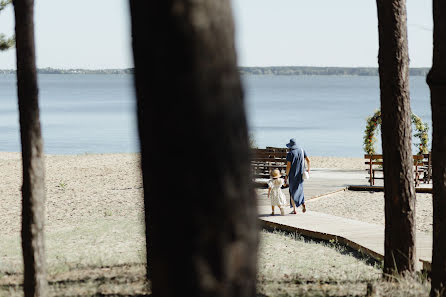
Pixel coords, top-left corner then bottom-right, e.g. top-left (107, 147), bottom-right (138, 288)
top-left (272, 205), bottom-right (285, 215)
top-left (302, 203), bottom-right (307, 213)
top-left (279, 206), bottom-right (285, 215)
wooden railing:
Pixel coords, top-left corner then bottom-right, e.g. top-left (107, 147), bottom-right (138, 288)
top-left (364, 153), bottom-right (431, 186)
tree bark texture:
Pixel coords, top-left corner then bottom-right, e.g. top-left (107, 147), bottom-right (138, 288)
top-left (376, 0), bottom-right (416, 274)
top-left (427, 1), bottom-right (446, 296)
top-left (13, 0), bottom-right (48, 296)
top-left (129, 1), bottom-right (258, 297)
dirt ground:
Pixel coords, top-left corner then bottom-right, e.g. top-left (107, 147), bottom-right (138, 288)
top-left (0, 153), bottom-right (432, 296)
top-left (0, 231), bottom-right (431, 297)
top-left (306, 190), bottom-right (433, 233)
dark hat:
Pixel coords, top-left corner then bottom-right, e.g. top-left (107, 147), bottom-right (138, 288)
top-left (286, 138), bottom-right (299, 149)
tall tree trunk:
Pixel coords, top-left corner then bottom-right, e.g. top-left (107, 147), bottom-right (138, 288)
top-left (129, 1), bottom-right (258, 297)
top-left (376, 0), bottom-right (416, 274)
top-left (13, 0), bottom-right (48, 296)
top-left (427, 1), bottom-right (446, 296)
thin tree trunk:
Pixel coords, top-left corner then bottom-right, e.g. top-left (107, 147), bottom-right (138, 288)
top-left (376, 0), bottom-right (416, 274)
top-left (129, 1), bottom-right (258, 297)
top-left (13, 0), bottom-right (48, 296)
top-left (427, 1), bottom-right (446, 295)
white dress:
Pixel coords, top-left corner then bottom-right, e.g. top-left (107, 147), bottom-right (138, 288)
top-left (268, 178), bottom-right (287, 207)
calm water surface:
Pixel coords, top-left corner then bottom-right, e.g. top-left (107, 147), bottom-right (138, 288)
top-left (0, 74), bottom-right (137, 154)
top-left (244, 75), bottom-right (431, 157)
top-left (0, 74), bottom-right (432, 156)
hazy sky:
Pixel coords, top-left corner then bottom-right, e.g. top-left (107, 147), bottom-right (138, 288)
top-left (0, 0), bottom-right (434, 69)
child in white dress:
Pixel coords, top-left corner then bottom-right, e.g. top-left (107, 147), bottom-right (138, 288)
top-left (268, 169), bottom-right (287, 216)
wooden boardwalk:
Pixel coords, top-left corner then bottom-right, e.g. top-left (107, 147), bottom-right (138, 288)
top-left (258, 207), bottom-right (432, 271)
top-left (257, 168), bottom-right (433, 271)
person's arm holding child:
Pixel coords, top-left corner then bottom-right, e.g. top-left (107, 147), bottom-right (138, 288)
top-left (285, 161), bottom-right (291, 185)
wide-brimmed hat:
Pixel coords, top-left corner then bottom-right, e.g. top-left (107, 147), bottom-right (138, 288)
top-left (271, 169), bottom-right (281, 179)
top-left (286, 138), bottom-right (299, 149)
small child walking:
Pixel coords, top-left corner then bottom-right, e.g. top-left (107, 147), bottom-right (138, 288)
top-left (268, 169), bottom-right (287, 216)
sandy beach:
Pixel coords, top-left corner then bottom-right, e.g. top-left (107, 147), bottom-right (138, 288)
top-left (0, 153), bottom-right (144, 236)
top-left (0, 153), bottom-right (431, 236)
top-left (308, 156), bottom-right (365, 170)
top-left (0, 152), bottom-right (432, 271)
top-left (0, 152), bottom-right (147, 274)
top-left (306, 190), bottom-right (433, 233)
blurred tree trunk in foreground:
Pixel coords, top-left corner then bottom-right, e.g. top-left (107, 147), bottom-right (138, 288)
top-left (129, 1), bottom-right (258, 297)
top-left (427, 1), bottom-right (446, 296)
top-left (13, 0), bottom-right (48, 296)
top-left (376, 0), bottom-right (416, 274)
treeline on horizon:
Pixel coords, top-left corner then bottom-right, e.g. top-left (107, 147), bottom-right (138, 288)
top-left (0, 67), bottom-right (134, 74)
top-left (0, 66), bottom-right (430, 76)
top-left (239, 66), bottom-right (430, 76)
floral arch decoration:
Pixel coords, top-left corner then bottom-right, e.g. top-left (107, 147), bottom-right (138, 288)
top-left (363, 110), bottom-right (429, 155)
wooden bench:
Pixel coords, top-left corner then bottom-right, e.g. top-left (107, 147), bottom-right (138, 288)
top-left (251, 148), bottom-right (287, 179)
top-left (364, 154), bottom-right (424, 186)
top-left (419, 152), bottom-right (432, 184)
top-left (266, 146), bottom-right (288, 153)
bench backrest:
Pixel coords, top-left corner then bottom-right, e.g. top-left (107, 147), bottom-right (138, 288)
top-left (364, 154), bottom-right (425, 165)
top-left (422, 153), bottom-right (431, 165)
top-left (266, 146), bottom-right (288, 153)
top-left (252, 148), bottom-right (287, 163)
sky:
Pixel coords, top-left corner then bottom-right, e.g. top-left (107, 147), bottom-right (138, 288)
top-left (0, 0), bottom-right (434, 69)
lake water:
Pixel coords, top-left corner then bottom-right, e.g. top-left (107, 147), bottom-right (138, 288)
top-left (244, 75), bottom-right (432, 157)
top-left (0, 74), bottom-right (432, 157)
top-left (0, 74), bottom-right (138, 155)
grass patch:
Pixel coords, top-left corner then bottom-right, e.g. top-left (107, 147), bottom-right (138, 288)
top-left (257, 229), bottom-right (430, 297)
top-left (0, 226), bottom-right (431, 296)
top-left (0, 264), bottom-right (150, 297)
top-left (0, 216), bottom-right (146, 276)
top-left (257, 229), bottom-right (381, 283)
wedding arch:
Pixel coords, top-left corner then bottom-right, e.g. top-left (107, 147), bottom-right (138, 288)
top-left (363, 109), bottom-right (429, 155)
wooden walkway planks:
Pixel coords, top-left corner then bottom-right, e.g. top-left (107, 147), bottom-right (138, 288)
top-left (256, 167), bottom-right (433, 271)
top-left (348, 185), bottom-right (433, 193)
top-left (258, 206), bottom-right (432, 271)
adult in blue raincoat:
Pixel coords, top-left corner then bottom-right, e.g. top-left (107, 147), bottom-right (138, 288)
top-left (285, 138), bottom-right (310, 214)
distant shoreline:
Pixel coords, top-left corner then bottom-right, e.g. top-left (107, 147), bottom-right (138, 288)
top-left (0, 66), bottom-right (430, 76)
top-left (238, 66), bottom-right (429, 76)
top-left (0, 68), bottom-right (134, 75)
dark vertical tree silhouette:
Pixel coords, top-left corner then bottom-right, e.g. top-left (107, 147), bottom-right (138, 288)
top-left (129, 1), bottom-right (258, 297)
top-left (13, 0), bottom-right (48, 296)
top-left (376, 0), bottom-right (416, 274)
top-left (427, 1), bottom-right (446, 296)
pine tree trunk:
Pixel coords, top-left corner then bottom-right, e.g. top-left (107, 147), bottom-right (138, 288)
top-left (427, 1), bottom-right (446, 295)
top-left (129, 1), bottom-right (258, 297)
top-left (13, 0), bottom-right (48, 296)
top-left (376, 0), bottom-right (416, 274)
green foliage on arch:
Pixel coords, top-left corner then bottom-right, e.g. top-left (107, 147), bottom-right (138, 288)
top-left (0, 0), bottom-right (14, 52)
top-left (0, 0), bottom-right (12, 12)
top-left (363, 109), bottom-right (429, 155)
